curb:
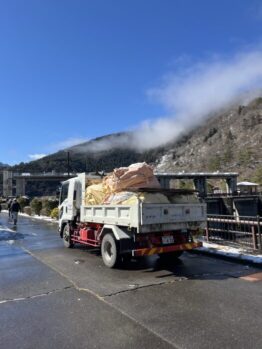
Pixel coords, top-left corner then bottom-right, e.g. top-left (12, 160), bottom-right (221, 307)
top-left (193, 244), bottom-right (262, 266)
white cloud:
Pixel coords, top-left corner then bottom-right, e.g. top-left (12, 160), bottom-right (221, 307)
top-left (28, 153), bottom-right (47, 160)
top-left (51, 137), bottom-right (89, 151)
top-left (29, 49), bottom-right (262, 158)
top-left (148, 50), bottom-right (262, 123)
top-left (78, 49), bottom-right (262, 152)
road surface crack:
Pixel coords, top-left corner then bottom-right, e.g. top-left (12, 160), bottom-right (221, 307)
top-left (0, 286), bottom-right (73, 305)
top-left (103, 277), bottom-right (188, 297)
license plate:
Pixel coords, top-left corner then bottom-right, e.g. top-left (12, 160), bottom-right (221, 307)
top-left (162, 236), bottom-right (174, 244)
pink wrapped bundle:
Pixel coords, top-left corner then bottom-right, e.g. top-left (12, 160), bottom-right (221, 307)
top-left (103, 162), bottom-right (160, 193)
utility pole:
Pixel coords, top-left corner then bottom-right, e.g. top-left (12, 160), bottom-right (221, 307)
top-left (85, 157), bottom-right (89, 173)
top-left (67, 151), bottom-right (70, 178)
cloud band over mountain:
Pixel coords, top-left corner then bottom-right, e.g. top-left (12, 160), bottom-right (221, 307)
top-left (67, 49), bottom-right (262, 153)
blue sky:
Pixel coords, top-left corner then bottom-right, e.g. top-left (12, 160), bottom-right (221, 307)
top-left (1, 0), bottom-right (262, 164)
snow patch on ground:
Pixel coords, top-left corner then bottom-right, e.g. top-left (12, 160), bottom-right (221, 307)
top-left (19, 212), bottom-right (57, 223)
top-left (0, 224), bottom-right (16, 233)
top-left (2, 209), bottom-right (57, 223)
top-left (7, 240), bottom-right (15, 244)
top-left (198, 242), bottom-right (262, 264)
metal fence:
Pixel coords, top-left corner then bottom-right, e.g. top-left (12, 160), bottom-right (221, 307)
top-left (205, 214), bottom-right (262, 252)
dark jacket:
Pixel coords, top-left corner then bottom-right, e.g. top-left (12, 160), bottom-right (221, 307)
top-left (11, 202), bottom-right (21, 213)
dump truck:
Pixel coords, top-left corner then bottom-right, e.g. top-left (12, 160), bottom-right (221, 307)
top-left (58, 173), bottom-right (206, 268)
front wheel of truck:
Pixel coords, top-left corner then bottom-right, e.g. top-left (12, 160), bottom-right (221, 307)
top-left (101, 233), bottom-right (119, 268)
top-left (63, 224), bottom-right (74, 248)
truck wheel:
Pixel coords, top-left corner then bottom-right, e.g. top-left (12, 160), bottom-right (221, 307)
top-left (159, 251), bottom-right (184, 260)
top-left (63, 224), bottom-right (74, 248)
top-left (101, 233), bottom-right (119, 268)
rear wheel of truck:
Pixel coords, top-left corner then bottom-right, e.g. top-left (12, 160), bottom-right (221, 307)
top-left (101, 233), bottom-right (119, 268)
top-left (159, 251), bottom-right (184, 261)
top-left (63, 224), bottom-right (74, 248)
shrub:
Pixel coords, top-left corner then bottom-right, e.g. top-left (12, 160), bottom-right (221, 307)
top-left (30, 198), bottom-right (42, 216)
top-left (23, 206), bottom-right (32, 216)
top-left (42, 199), bottom-right (58, 216)
top-left (18, 197), bottom-right (30, 212)
top-left (50, 207), bottom-right (59, 220)
top-left (40, 208), bottom-right (50, 217)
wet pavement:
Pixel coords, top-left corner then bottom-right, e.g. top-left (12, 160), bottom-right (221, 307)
top-left (0, 212), bottom-right (262, 348)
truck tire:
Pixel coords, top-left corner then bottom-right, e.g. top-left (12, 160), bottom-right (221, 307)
top-left (63, 224), bottom-right (74, 248)
top-left (159, 251), bottom-right (184, 261)
top-left (101, 233), bottom-right (119, 268)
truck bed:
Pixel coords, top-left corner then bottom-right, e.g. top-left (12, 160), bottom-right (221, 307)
top-left (80, 203), bottom-right (206, 233)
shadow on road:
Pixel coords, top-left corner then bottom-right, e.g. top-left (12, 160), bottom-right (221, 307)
top-left (71, 243), bottom-right (255, 282)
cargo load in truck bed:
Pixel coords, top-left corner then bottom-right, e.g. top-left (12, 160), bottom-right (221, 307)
top-left (85, 162), bottom-right (161, 205)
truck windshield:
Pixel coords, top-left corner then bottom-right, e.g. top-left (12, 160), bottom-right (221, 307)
top-left (60, 182), bottom-right (69, 204)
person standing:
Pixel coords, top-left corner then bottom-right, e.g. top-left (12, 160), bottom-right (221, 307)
top-left (10, 199), bottom-right (21, 226)
top-left (7, 199), bottom-right (12, 217)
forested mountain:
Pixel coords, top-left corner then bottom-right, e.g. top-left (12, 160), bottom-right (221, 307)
top-left (156, 97), bottom-right (262, 185)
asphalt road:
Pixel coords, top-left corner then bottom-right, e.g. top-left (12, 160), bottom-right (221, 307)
top-left (0, 212), bottom-right (262, 349)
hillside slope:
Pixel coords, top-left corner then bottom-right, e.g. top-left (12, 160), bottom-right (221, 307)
top-left (11, 133), bottom-right (164, 174)
top-left (156, 98), bottom-right (262, 184)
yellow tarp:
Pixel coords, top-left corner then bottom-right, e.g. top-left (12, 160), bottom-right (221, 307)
top-left (85, 183), bottom-right (106, 205)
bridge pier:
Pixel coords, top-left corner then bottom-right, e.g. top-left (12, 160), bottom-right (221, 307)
top-left (16, 178), bottom-right (26, 196)
top-left (193, 178), bottom-right (207, 197)
top-left (226, 177), bottom-right (238, 195)
top-left (3, 170), bottom-right (14, 197)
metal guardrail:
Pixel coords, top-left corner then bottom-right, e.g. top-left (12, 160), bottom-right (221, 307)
top-left (205, 214), bottom-right (262, 252)
top-left (12, 172), bottom-right (76, 177)
top-left (207, 192), bottom-right (262, 197)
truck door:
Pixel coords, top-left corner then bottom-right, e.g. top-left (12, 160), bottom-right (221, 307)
top-left (59, 181), bottom-right (71, 226)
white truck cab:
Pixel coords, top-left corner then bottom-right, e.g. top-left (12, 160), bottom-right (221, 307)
top-left (59, 178), bottom-right (79, 233)
top-left (58, 174), bottom-right (100, 235)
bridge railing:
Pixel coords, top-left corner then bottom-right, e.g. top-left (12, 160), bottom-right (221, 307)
top-left (205, 214), bottom-right (262, 252)
top-left (12, 172), bottom-right (76, 177)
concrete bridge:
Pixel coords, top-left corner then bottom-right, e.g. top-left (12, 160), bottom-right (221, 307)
top-left (3, 170), bottom-right (239, 198)
top-left (2, 170), bottom-right (75, 197)
top-left (155, 172), bottom-right (239, 197)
